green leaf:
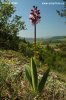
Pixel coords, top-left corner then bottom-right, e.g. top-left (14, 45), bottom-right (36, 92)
top-left (25, 66), bottom-right (32, 87)
top-left (31, 58), bottom-right (38, 92)
top-left (38, 67), bottom-right (50, 92)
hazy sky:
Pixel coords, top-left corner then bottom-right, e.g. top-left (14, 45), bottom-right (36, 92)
top-left (11, 0), bottom-right (66, 38)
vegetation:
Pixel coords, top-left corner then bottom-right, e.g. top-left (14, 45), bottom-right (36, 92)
top-left (0, 0), bottom-right (26, 50)
top-left (0, 47), bottom-right (66, 99)
top-left (25, 58), bottom-right (50, 93)
top-left (57, 0), bottom-right (66, 23)
top-left (29, 6), bottom-right (41, 50)
top-left (0, 0), bottom-right (66, 99)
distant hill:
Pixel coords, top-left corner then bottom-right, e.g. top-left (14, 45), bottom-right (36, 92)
top-left (25, 36), bottom-right (66, 43)
top-left (25, 38), bottom-right (44, 43)
top-left (45, 36), bottom-right (66, 43)
top-left (47, 36), bottom-right (66, 41)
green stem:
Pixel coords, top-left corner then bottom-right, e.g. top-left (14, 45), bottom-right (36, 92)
top-left (34, 23), bottom-right (36, 54)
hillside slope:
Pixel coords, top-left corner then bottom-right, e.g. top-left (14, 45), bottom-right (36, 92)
top-left (0, 50), bottom-right (66, 99)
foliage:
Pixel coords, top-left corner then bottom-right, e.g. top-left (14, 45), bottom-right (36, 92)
top-left (0, 63), bottom-right (9, 85)
top-left (33, 72), bottom-right (66, 100)
top-left (0, 49), bottom-right (28, 99)
top-left (57, 0), bottom-right (66, 23)
top-left (0, 0), bottom-right (26, 50)
top-left (25, 57), bottom-right (50, 93)
top-left (32, 41), bottom-right (66, 75)
top-left (0, 49), bottom-right (66, 99)
top-left (0, 62), bottom-right (9, 98)
top-left (19, 41), bottom-right (34, 57)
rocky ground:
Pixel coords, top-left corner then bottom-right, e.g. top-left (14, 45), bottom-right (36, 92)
top-left (0, 50), bottom-right (66, 100)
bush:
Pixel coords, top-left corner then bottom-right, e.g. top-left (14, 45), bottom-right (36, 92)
top-left (19, 42), bottom-right (34, 57)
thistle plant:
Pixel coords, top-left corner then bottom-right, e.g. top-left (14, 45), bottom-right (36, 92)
top-left (25, 57), bottom-right (50, 93)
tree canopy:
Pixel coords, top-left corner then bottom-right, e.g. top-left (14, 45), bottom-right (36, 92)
top-left (57, 0), bottom-right (66, 23)
top-left (0, 0), bottom-right (26, 50)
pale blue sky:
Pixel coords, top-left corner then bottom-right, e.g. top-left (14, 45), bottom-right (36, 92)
top-left (11, 0), bottom-right (66, 38)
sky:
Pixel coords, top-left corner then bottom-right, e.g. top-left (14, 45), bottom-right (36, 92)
top-left (10, 0), bottom-right (66, 38)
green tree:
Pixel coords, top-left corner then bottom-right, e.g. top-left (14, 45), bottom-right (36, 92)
top-left (0, 0), bottom-right (26, 50)
top-left (57, 0), bottom-right (66, 23)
